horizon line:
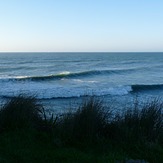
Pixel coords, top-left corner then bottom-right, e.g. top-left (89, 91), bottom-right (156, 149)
top-left (0, 51), bottom-right (163, 53)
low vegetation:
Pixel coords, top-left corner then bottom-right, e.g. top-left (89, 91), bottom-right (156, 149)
top-left (0, 95), bottom-right (162, 162)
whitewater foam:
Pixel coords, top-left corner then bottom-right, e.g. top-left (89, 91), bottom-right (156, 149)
top-left (0, 80), bottom-right (133, 99)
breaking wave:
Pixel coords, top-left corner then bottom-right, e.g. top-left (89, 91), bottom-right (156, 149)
top-left (0, 68), bottom-right (140, 82)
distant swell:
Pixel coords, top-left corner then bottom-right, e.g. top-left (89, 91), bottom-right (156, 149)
top-left (10, 69), bottom-right (136, 81)
top-left (131, 84), bottom-right (163, 92)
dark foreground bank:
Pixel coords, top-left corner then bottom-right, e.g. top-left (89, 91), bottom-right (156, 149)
top-left (0, 95), bottom-right (162, 163)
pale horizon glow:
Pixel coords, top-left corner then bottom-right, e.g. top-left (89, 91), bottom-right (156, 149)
top-left (0, 0), bottom-right (163, 52)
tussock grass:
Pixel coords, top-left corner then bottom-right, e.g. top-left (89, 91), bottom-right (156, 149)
top-left (0, 95), bottom-right (43, 132)
top-left (0, 95), bottom-right (162, 162)
top-left (56, 97), bottom-right (112, 145)
top-left (104, 98), bottom-right (163, 145)
top-left (0, 95), bottom-right (162, 145)
top-left (140, 99), bottom-right (163, 142)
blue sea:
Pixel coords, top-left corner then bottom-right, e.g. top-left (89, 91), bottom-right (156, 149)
top-left (0, 52), bottom-right (163, 113)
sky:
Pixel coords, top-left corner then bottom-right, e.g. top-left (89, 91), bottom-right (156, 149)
top-left (0, 0), bottom-right (163, 52)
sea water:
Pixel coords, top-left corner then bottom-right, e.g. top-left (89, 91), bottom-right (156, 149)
top-left (0, 52), bottom-right (163, 113)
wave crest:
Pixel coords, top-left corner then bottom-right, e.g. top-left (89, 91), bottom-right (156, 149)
top-left (3, 68), bottom-right (138, 82)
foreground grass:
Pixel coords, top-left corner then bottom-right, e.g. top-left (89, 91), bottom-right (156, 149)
top-left (0, 130), bottom-right (126, 163)
top-left (0, 95), bottom-right (162, 162)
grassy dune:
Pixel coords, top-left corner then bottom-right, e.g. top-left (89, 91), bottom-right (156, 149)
top-left (0, 95), bottom-right (162, 162)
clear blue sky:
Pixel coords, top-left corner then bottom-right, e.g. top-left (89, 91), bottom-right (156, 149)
top-left (0, 0), bottom-right (163, 52)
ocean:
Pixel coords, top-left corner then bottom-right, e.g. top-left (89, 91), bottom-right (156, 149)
top-left (0, 52), bottom-right (163, 113)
